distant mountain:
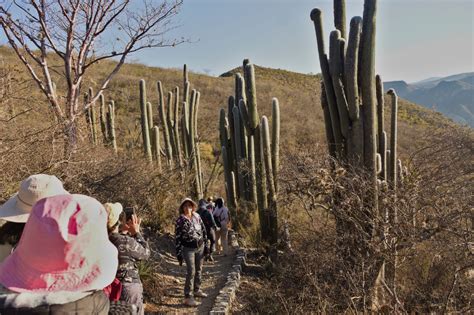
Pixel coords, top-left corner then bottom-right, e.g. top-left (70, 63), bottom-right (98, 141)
top-left (385, 72), bottom-right (474, 127)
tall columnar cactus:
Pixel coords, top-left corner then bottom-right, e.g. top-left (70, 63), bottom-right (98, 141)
top-left (99, 94), bottom-right (108, 144)
top-left (218, 60), bottom-right (280, 248)
top-left (310, 0), bottom-right (402, 301)
top-left (261, 116), bottom-right (278, 245)
top-left (388, 89), bottom-right (398, 190)
top-left (152, 126), bottom-right (162, 172)
top-left (107, 101), bottom-right (117, 154)
top-left (173, 86), bottom-right (183, 167)
top-left (87, 88), bottom-right (98, 146)
top-left (157, 81), bottom-right (173, 166)
top-left (271, 98), bottom-right (280, 193)
top-left (139, 79), bottom-right (152, 162)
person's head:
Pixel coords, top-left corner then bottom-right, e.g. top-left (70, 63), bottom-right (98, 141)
top-left (179, 198), bottom-right (197, 215)
top-left (215, 197), bottom-right (224, 208)
top-left (0, 174), bottom-right (68, 223)
top-left (198, 199), bottom-right (207, 209)
top-left (207, 196), bottom-right (214, 203)
top-left (0, 194), bottom-right (118, 292)
top-left (104, 202), bottom-right (123, 234)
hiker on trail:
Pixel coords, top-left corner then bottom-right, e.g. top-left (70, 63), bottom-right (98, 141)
top-left (214, 197), bottom-right (230, 256)
top-left (206, 196), bottom-right (215, 210)
top-left (0, 194), bottom-right (117, 314)
top-left (0, 174), bottom-right (68, 263)
top-left (175, 198), bottom-right (209, 307)
top-left (197, 199), bottom-right (218, 262)
top-left (108, 205), bottom-right (150, 315)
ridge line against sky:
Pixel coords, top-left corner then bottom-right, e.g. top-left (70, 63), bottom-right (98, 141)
top-left (135, 0), bottom-right (474, 83)
top-left (0, 0), bottom-right (472, 83)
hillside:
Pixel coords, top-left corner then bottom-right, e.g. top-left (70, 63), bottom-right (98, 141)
top-left (0, 45), bottom-right (457, 164)
top-left (385, 72), bottom-right (474, 127)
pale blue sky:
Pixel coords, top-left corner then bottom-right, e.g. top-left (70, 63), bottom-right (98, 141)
top-left (2, 0), bottom-right (473, 83)
top-left (135, 0), bottom-right (473, 83)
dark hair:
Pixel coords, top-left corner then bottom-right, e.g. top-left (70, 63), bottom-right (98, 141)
top-left (0, 222), bottom-right (25, 246)
top-left (215, 198), bottom-right (224, 208)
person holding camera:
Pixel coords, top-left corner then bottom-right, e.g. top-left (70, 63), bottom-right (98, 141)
top-left (108, 204), bottom-right (150, 315)
top-left (175, 198), bottom-right (208, 307)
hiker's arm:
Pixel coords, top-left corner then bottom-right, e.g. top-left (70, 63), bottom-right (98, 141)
top-left (130, 233), bottom-right (150, 260)
top-left (175, 218), bottom-right (184, 258)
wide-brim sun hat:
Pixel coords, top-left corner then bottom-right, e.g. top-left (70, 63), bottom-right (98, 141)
top-left (0, 194), bottom-right (118, 292)
top-left (104, 202), bottom-right (123, 228)
top-left (0, 174), bottom-right (68, 223)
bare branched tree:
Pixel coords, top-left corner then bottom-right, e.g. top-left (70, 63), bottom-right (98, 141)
top-left (0, 0), bottom-right (184, 154)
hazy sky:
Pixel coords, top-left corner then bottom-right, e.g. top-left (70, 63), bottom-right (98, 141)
top-left (134, 0), bottom-right (473, 83)
top-left (2, 0), bottom-right (473, 83)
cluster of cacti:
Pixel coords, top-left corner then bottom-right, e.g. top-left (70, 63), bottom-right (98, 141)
top-left (84, 88), bottom-right (117, 153)
top-left (310, 0), bottom-right (406, 205)
top-left (219, 59), bottom-right (280, 246)
top-left (138, 65), bottom-right (204, 198)
top-left (311, 0), bottom-right (407, 297)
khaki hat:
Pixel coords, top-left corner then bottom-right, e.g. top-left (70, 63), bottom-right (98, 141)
top-left (104, 202), bottom-right (123, 228)
top-left (0, 174), bottom-right (68, 223)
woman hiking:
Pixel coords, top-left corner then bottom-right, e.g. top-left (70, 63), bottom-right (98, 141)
top-left (214, 197), bottom-right (230, 256)
top-left (175, 198), bottom-right (209, 307)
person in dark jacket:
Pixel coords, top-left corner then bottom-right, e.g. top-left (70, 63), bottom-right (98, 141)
top-left (196, 199), bottom-right (217, 262)
top-left (108, 204), bottom-right (150, 315)
top-left (175, 198), bottom-right (208, 307)
top-left (0, 194), bottom-right (117, 315)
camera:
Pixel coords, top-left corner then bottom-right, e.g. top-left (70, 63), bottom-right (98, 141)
top-left (124, 206), bottom-right (136, 221)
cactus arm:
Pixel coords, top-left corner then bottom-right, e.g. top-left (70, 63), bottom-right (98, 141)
top-left (139, 80), bottom-right (152, 162)
top-left (244, 64), bottom-right (260, 132)
top-left (388, 89), bottom-right (398, 190)
top-left (157, 81), bottom-right (173, 165)
top-left (334, 0), bottom-right (347, 40)
top-left (271, 98), bottom-right (280, 193)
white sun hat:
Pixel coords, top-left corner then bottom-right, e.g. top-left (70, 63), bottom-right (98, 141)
top-left (0, 174), bottom-right (68, 223)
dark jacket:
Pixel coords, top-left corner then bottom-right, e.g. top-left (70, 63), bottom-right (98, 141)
top-left (196, 206), bottom-right (217, 232)
top-left (0, 289), bottom-right (109, 315)
top-left (175, 212), bottom-right (207, 258)
top-left (109, 232), bottom-right (150, 284)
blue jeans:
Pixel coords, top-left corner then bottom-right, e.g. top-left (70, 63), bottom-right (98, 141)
top-left (183, 245), bottom-right (204, 298)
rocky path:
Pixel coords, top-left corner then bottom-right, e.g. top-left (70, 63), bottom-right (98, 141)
top-left (144, 233), bottom-right (236, 314)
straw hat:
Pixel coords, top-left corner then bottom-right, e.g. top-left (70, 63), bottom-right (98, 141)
top-left (104, 202), bottom-right (123, 228)
top-left (0, 194), bottom-right (118, 292)
top-left (0, 174), bottom-right (68, 223)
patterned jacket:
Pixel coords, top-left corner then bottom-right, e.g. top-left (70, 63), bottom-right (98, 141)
top-left (175, 212), bottom-right (207, 258)
top-left (109, 232), bottom-right (150, 283)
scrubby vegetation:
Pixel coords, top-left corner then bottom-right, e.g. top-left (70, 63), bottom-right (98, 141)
top-left (0, 41), bottom-right (471, 312)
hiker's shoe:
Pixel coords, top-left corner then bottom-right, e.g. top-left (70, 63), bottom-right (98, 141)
top-left (184, 297), bottom-right (199, 306)
top-left (194, 290), bottom-right (208, 298)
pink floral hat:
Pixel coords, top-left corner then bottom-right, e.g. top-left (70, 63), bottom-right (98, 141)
top-left (0, 194), bottom-right (118, 292)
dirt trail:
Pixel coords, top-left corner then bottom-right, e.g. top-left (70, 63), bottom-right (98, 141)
top-left (144, 233), bottom-right (235, 314)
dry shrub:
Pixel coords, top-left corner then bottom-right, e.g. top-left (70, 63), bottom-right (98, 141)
top-left (237, 126), bottom-right (473, 313)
